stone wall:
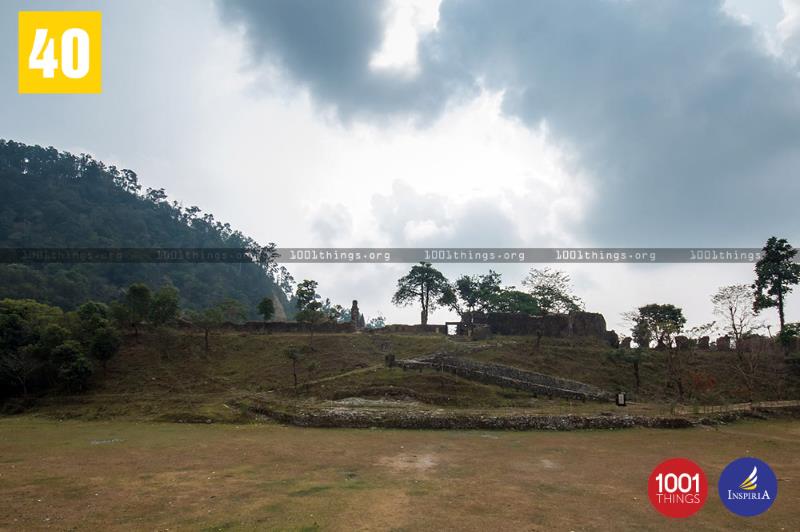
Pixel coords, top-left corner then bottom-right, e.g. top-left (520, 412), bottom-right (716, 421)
top-left (214, 321), bottom-right (356, 333)
top-left (251, 403), bottom-right (694, 430)
top-left (378, 324), bottom-right (446, 334)
top-left (466, 311), bottom-right (611, 342)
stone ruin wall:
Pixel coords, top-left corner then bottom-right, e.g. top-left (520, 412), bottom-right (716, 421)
top-left (464, 311), bottom-right (617, 345)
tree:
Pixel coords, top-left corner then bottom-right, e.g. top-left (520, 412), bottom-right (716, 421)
top-left (712, 284), bottom-right (761, 348)
top-left (0, 349), bottom-right (40, 397)
top-left (76, 302), bottom-right (109, 335)
top-left (779, 323), bottom-right (800, 354)
top-left (392, 262), bottom-right (450, 325)
top-left (52, 340), bottom-right (93, 392)
top-left (88, 326), bottom-right (121, 371)
top-left (284, 347), bottom-right (301, 393)
top-left (0, 299), bottom-right (96, 397)
top-left (753, 236), bottom-right (800, 334)
top-left (629, 304), bottom-right (686, 349)
top-left (294, 280), bottom-right (329, 347)
top-left (187, 306), bottom-right (225, 352)
top-left (257, 297), bottom-right (275, 321)
top-left (491, 290), bottom-right (540, 315)
top-left (219, 298), bottom-right (247, 323)
top-left (609, 347), bottom-right (648, 392)
top-left (124, 283), bottom-right (151, 337)
top-left (337, 308), bottom-right (352, 323)
top-left (277, 266), bottom-right (296, 299)
top-left (296, 280), bottom-right (320, 312)
top-left (627, 304), bottom-right (687, 399)
top-left (149, 286), bottom-right (180, 326)
top-left (366, 314), bottom-right (386, 330)
top-left (521, 268), bottom-right (583, 314)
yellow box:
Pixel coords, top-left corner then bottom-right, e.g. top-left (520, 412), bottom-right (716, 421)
top-left (18, 11), bottom-right (102, 94)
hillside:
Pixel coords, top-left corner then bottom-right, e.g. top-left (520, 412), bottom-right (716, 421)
top-left (0, 140), bottom-right (291, 318)
top-left (24, 330), bottom-right (800, 422)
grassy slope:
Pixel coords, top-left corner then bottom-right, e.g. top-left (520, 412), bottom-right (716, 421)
top-left (31, 331), bottom-right (456, 421)
top-left (24, 330), bottom-right (800, 421)
top-left (463, 336), bottom-right (800, 403)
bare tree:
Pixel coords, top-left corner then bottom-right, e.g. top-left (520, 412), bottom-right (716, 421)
top-left (521, 268), bottom-right (583, 314)
top-left (712, 284), bottom-right (761, 348)
top-left (712, 284), bottom-right (764, 399)
top-left (0, 350), bottom-right (40, 396)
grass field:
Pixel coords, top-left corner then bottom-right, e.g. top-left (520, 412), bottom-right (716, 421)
top-left (1, 417), bottom-right (798, 530)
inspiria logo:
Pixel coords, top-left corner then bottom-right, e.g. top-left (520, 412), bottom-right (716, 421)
top-left (718, 457), bottom-right (777, 517)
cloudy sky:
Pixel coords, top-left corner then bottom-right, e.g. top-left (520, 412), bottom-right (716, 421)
top-left (2, 0), bottom-right (800, 333)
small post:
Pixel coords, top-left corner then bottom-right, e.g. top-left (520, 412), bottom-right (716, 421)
top-left (616, 391), bottom-right (627, 407)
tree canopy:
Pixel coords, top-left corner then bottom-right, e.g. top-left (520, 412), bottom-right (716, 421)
top-left (521, 268), bottom-right (583, 314)
top-left (628, 303), bottom-right (686, 348)
top-left (753, 236), bottom-right (800, 333)
top-left (392, 262), bottom-right (451, 325)
top-left (0, 139), bottom-right (290, 319)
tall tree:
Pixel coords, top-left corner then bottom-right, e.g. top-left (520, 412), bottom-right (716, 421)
top-left (753, 236), bottom-right (800, 334)
top-left (124, 283), bottom-right (151, 338)
top-left (257, 297), bottom-right (275, 321)
top-left (521, 268), bottom-right (583, 314)
top-left (712, 284), bottom-right (760, 348)
top-left (187, 305), bottom-right (224, 353)
top-left (626, 303), bottom-right (687, 398)
top-left (149, 286), bottom-right (180, 327)
top-left (295, 280), bottom-right (320, 312)
top-left (294, 280), bottom-right (329, 347)
top-left (392, 262), bottom-right (450, 325)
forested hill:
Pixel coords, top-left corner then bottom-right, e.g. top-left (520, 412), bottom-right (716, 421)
top-left (0, 140), bottom-right (291, 318)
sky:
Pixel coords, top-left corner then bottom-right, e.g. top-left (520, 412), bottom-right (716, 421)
top-left (2, 0), bottom-right (800, 334)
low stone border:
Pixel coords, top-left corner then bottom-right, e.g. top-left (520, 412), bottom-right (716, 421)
top-left (249, 404), bottom-right (694, 430)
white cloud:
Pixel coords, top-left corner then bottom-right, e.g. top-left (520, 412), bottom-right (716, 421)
top-left (370, 0), bottom-right (441, 73)
top-left (779, 0), bottom-right (800, 61)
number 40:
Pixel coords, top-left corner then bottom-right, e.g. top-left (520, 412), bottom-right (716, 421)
top-left (29, 28), bottom-right (90, 79)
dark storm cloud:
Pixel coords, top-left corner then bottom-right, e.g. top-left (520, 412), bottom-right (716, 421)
top-left (218, 0), bottom-right (469, 119)
top-left (218, 0), bottom-right (800, 245)
top-left (433, 0), bottom-right (800, 246)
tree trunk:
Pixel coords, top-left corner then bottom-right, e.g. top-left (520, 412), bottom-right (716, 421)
top-left (778, 286), bottom-right (785, 333)
top-left (204, 328), bottom-right (209, 352)
top-left (292, 360), bottom-right (298, 392)
top-left (422, 284), bottom-right (430, 325)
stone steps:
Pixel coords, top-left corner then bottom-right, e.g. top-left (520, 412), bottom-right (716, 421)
top-left (397, 353), bottom-right (611, 402)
